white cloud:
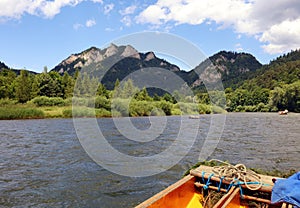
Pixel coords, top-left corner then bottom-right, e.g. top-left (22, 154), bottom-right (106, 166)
top-left (40, 0), bottom-right (83, 18)
top-left (119, 5), bottom-right (137, 27)
top-left (91, 0), bottom-right (103, 3)
top-left (73, 19), bottom-right (96, 30)
top-left (136, 0), bottom-right (300, 54)
top-left (119, 5), bottom-right (137, 16)
top-left (136, 4), bottom-right (167, 25)
top-left (260, 18), bottom-right (300, 54)
top-left (0, 0), bottom-right (101, 20)
top-left (104, 3), bottom-right (114, 15)
top-left (86, 19), bottom-right (96, 27)
top-left (121, 16), bottom-right (132, 27)
top-left (73, 23), bottom-right (83, 30)
top-left (0, 0), bottom-right (41, 19)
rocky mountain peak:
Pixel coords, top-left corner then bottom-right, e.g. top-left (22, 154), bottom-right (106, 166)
top-left (121, 45), bottom-right (139, 58)
top-left (104, 43), bottom-right (118, 58)
top-left (51, 44), bottom-right (181, 77)
top-left (145, 52), bottom-right (156, 61)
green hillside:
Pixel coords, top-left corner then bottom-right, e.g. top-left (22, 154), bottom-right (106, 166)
top-left (223, 50), bottom-right (300, 112)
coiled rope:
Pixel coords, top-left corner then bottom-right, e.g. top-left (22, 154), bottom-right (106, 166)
top-left (209, 159), bottom-right (263, 191)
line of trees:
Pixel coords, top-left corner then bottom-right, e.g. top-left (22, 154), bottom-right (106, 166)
top-left (0, 68), bottom-right (75, 102)
top-left (0, 66), bottom-right (299, 113)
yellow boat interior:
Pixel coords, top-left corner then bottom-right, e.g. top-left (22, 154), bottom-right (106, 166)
top-left (136, 165), bottom-right (294, 208)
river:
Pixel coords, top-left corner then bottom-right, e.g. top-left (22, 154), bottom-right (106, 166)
top-left (0, 113), bottom-right (299, 207)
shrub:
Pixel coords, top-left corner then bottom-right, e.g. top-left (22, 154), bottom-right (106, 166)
top-left (62, 107), bottom-right (95, 118)
top-left (0, 107), bottom-right (44, 119)
top-left (64, 97), bottom-right (73, 106)
top-left (211, 105), bottom-right (226, 114)
top-left (198, 104), bottom-right (212, 114)
top-left (244, 105), bottom-right (256, 112)
top-left (31, 96), bottom-right (65, 107)
top-left (235, 105), bottom-right (245, 112)
top-left (95, 108), bottom-right (111, 117)
top-left (70, 97), bottom-right (88, 106)
top-left (256, 102), bottom-right (270, 112)
top-left (154, 101), bottom-right (172, 115)
top-left (177, 102), bottom-right (199, 115)
top-left (0, 99), bottom-right (18, 106)
top-left (94, 96), bottom-right (111, 110)
top-left (111, 98), bottom-right (130, 117)
top-left (171, 108), bottom-right (182, 115)
top-left (151, 108), bottom-right (166, 116)
top-left (129, 100), bottom-right (154, 116)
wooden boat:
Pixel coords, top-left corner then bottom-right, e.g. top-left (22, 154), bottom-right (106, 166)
top-left (135, 165), bottom-right (287, 208)
top-left (189, 115), bottom-right (201, 119)
top-left (278, 110), bottom-right (288, 115)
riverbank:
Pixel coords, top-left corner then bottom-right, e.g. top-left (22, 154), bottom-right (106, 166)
top-left (0, 97), bottom-right (226, 120)
top-left (1, 105), bottom-right (299, 120)
top-left (0, 105), bottom-right (112, 120)
top-left (2, 95), bottom-right (299, 120)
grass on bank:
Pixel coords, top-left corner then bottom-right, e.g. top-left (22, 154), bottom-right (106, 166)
top-left (0, 97), bottom-right (227, 120)
top-left (0, 106), bottom-right (45, 120)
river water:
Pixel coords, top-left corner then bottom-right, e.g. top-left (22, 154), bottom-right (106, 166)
top-left (0, 113), bottom-right (299, 207)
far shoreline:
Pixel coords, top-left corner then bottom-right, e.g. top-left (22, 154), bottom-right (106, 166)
top-left (0, 109), bottom-right (299, 121)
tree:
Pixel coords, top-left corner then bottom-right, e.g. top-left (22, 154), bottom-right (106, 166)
top-left (62, 72), bottom-right (74, 98)
top-left (270, 81), bottom-right (300, 112)
top-left (73, 72), bottom-right (98, 97)
top-left (0, 69), bottom-right (16, 99)
top-left (121, 79), bottom-right (138, 98)
top-left (162, 93), bottom-right (176, 104)
top-left (113, 79), bottom-right (139, 99)
top-left (30, 75), bottom-right (40, 99)
top-left (14, 70), bottom-right (32, 103)
top-left (97, 83), bottom-right (109, 98)
top-left (43, 66), bottom-right (48, 74)
top-left (36, 71), bottom-right (63, 97)
top-left (135, 87), bottom-right (151, 101)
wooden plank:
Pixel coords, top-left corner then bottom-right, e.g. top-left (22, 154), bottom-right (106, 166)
top-left (243, 195), bottom-right (271, 204)
top-left (212, 187), bottom-right (236, 208)
top-left (190, 165), bottom-right (278, 193)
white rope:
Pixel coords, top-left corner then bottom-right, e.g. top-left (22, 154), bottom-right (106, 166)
top-left (209, 159), bottom-right (263, 191)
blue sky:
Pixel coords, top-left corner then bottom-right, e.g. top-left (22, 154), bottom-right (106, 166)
top-left (0, 0), bottom-right (299, 73)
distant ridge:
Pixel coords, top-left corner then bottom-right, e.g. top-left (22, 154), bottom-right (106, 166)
top-left (0, 61), bottom-right (9, 70)
top-left (0, 61), bottom-right (37, 75)
top-left (50, 44), bottom-right (263, 90)
top-left (51, 44), bottom-right (181, 89)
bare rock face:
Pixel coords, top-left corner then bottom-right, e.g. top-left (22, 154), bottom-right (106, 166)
top-left (121, 45), bottom-right (139, 58)
top-left (64, 55), bottom-right (78, 64)
top-left (104, 43), bottom-right (118, 58)
top-left (82, 47), bottom-right (104, 64)
top-left (145, 52), bottom-right (155, 61)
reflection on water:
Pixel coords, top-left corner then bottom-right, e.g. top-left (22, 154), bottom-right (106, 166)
top-left (0, 113), bottom-right (299, 207)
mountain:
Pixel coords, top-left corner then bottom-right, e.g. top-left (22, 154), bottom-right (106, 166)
top-left (190, 51), bottom-right (263, 90)
top-left (51, 45), bottom-right (264, 91)
top-left (0, 61), bottom-right (9, 70)
top-left (51, 44), bottom-right (181, 90)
